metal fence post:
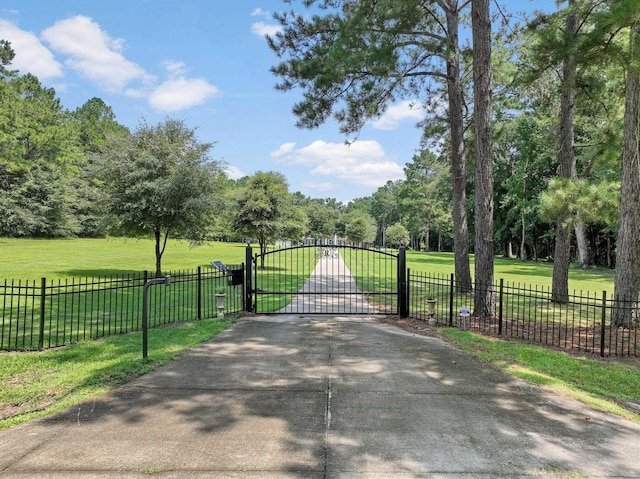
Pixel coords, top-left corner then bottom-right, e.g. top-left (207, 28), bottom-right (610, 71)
top-left (406, 268), bottom-right (411, 318)
top-left (38, 277), bottom-right (46, 351)
top-left (600, 290), bottom-right (607, 357)
top-left (142, 275), bottom-right (170, 359)
top-left (398, 245), bottom-right (408, 317)
top-left (498, 278), bottom-right (504, 335)
top-left (197, 266), bottom-right (202, 320)
top-left (449, 273), bottom-right (454, 326)
top-left (245, 244), bottom-right (253, 312)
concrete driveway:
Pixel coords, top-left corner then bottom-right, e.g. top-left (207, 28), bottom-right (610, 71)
top-left (1, 315), bottom-right (639, 478)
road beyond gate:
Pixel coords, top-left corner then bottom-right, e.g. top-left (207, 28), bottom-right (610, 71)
top-left (1, 315), bottom-right (639, 478)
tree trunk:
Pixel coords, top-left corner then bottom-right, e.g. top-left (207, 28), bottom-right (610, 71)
top-left (520, 213), bottom-right (526, 260)
top-left (472, 0), bottom-right (495, 318)
top-left (425, 225), bottom-right (430, 252)
top-left (613, 21), bottom-right (640, 328)
top-left (574, 221), bottom-right (590, 267)
top-left (551, 224), bottom-right (571, 302)
top-left (154, 228), bottom-right (163, 277)
top-left (259, 235), bottom-right (267, 270)
top-left (445, 5), bottom-right (472, 293)
top-left (552, 1), bottom-right (577, 303)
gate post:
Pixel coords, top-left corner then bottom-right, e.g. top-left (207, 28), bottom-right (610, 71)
top-left (245, 244), bottom-right (253, 312)
top-left (398, 244), bottom-right (409, 318)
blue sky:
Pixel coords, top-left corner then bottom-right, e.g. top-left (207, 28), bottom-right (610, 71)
top-left (1, 1), bottom-right (554, 203)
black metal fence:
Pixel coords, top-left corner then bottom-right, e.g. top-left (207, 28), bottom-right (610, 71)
top-left (0, 265), bottom-right (244, 351)
top-left (5, 262), bottom-right (638, 358)
top-left (408, 271), bottom-right (639, 357)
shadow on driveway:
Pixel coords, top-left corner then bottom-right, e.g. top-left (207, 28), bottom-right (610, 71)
top-left (1, 315), bottom-right (639, 478)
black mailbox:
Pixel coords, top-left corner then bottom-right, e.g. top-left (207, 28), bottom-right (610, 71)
top-left (227, 268), bottom-right (244, 286)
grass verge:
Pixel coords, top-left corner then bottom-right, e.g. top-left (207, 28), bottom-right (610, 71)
top-left (0, 316), bottom-right (236, 431)
top-left (439, 328), bottom-right (640, 422)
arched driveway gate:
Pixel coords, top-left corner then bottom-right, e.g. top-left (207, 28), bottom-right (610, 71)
top-left (244, 244), bottom-right (407, 316)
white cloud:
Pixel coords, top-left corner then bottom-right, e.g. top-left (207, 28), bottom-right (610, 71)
top-left (270, 142), bottom-right (296, 158)
top-left (40, 15), bottom-right (154, 93)
top-left (371, 100), bottom-right (425, 130)
top-left (145, 58), bottom-right (219, 111)
top-left (250, 9), bottom-right (281, 37)
top-left (162, 59), bottom-right (187, 77)
top-left (251, 8), bottom-right (268, 17)
top-left (272, 140), bottom-right (404, 188)
top-left (148, 77), bottom-right (219, 112)
top-left (0, 19), bottom-right (63, 80)
top-left (251, 21), bottom-right (282, 37)
top-left (225, 165), bottom-right (245, 180)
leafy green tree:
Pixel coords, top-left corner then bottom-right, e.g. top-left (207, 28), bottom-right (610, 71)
top-left (399, 150), bottom-right (452, 251)
top-left (304, 199), bottom-right (339, 240)
top-left (0, 67), bottom-right (81, 237)
top-left (233, 171), bottom-right (308, 266)
top-left (71, 98), bottom-right (130, 237)
top-left (385, 222), bottom-right (410, 248)
top-left (493, 112), bottom-right (555, 260)
top-left (72, 97), bottom-right (129, 154)
top-left (370, 180), bottom-right (401, 246)
top-left (345, 216), bottom-right (368, 246)
top-left (99, 118), bottom-right (224, 276)
top-left (0, 40), bottom-right (17, 78)
top-left (540, 178), bottom-right (620, 230)
top-left (522, 0), bottom-right (623, 299)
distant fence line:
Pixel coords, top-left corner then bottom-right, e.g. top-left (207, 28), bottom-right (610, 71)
top-left (1, 265), bottom-right (244, 351)
top-left (408, 271), bottom-right (638, 358)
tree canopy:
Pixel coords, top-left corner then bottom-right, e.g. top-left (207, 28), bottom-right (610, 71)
top-left (233, 171), bottom-right (308, 265)
top-left (98, 118), bottom-right (224, 276)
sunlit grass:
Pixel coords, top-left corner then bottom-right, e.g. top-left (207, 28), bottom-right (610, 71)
top-left (0, 237), bottom-right (247, 280)
top-left (440, 328), bottom-right (640, 422)
top-left (406, 250), bottom-right (614, 294)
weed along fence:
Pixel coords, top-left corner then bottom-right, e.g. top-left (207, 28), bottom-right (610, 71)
top-left (0, 265), bottom-right (244, 351)
top-left (408, 271), bottom-right (639, 357)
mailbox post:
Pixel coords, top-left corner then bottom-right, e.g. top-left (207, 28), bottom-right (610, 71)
top-left (142, 275), bottom-right (171, 359)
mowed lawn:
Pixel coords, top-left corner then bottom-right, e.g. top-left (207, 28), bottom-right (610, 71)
top-left (0, 238), bottom-right (615, 295)
top-left (0, 237), bottom-right (248, 280)
top-left (406, 250), bottom-right (615, 295)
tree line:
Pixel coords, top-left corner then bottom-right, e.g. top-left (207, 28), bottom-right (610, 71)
top-left (266, 0), bottom-right (639, 326)
top-left (2, 0), bottom-right (640, 326)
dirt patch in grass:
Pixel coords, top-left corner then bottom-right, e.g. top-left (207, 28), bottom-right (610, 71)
top-left (0, 388), bottom-right (65, 421)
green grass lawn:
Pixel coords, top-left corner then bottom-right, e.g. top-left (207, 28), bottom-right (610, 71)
top-left (440, 328), bottom-right (640, 423)
top-left (0, 237), bottom-right (248, 280)
top-left (406, 250), bottom-right (615, 294)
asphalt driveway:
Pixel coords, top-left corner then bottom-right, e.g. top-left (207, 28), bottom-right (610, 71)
top-left (1, 315), bottom-right (639, 478)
